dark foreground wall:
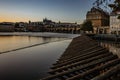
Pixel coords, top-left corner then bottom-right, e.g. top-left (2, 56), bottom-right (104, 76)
top-left (41, 35), bottom-right (120, 80)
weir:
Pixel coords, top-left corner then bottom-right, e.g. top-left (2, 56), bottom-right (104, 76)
top-left (41, 35), bottom-right (120, 80)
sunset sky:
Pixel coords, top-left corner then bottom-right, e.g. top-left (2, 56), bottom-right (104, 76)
top-left (0, 0), bottom-right (95, 23)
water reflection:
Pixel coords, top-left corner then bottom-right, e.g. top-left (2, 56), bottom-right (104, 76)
top-left (100, 41), bottom-right (120, 57)
top-left (0, 36), bottom-right (66, 53)
top-left (0, 36), bottom-right (71, 80)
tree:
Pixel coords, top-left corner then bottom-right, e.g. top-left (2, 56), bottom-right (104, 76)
top-left (81, 20), bottom-right (93, 32)
top-left (93, 0), bottom-right (112, 7)
top-left (109, 0), bottom-right (120, 19)
top-left (109, 0), bottom-right (120, 12)
top-left (15, 23), bottom-right (19, 28)
top-left (93, 0), bottom-right (120, 12)
top-left (93, 0), bottom-right (112, 12)
top-left (93, 0), bottom-right (120, 18)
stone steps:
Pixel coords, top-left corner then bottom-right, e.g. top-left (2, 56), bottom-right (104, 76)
top-left (41, 35), bottom-right (120, 80)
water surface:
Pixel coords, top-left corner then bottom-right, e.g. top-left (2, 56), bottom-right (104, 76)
top-left (0, 36), bottom-right (72, 80)
top-left (0, 36), bottom-right (66, 53)
top-left (100, 42), bottom-right (120, 58)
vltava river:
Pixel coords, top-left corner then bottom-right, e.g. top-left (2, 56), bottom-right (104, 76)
top-left (100, 42), bottom-right (120, 58)
top-left (0, 36), bottom-right (72, 80)
top-left (0, 36), bottom-right (66, 53)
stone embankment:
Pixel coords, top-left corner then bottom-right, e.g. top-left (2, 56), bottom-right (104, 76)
top-left (41, 35), bottom-right (120, 80)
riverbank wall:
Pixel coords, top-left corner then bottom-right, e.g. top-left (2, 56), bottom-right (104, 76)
top-left (42, 35), bottom-right (120, 80)
top-left (87, 34), bottom-right (120, 42)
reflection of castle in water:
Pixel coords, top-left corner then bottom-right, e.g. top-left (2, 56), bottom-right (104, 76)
top-left (100, 42), bottom-right (120, 57)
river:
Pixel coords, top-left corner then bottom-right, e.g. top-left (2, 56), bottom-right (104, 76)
top-left (100, 41), bottom-right (120, 58)
top-left (0, 34), bottom-right (74, 80)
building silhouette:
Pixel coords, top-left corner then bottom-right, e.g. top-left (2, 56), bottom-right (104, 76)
top-left (86, 7), bottom-right (109, 34)
top-left (0, 22), bottom-right (14, 32)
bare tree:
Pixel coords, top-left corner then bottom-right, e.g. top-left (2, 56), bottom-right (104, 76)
top-left (93, 0), bottom-right (113, 12)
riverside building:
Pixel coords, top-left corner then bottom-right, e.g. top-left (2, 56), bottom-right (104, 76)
top-left (110, 12), bottom-right (120, 35)
top-left (0, 22), bottom-right (14, 32)
top-left (86, 7), bottom-right (110, 34)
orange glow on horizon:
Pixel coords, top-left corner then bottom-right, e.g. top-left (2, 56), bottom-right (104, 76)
top-left (0, 14), bottom-right (82, 24)
top-left (0, 16), bottom-right (30, 22)
top-left (0, 13), bottom-right (41, 22)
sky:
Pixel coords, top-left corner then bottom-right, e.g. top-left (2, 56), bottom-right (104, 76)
top-left (0, 0), bottom-right (95, 23)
